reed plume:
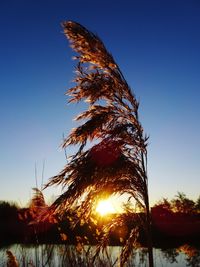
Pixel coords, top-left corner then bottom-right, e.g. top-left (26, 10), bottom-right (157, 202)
top-left (45, 21), bottom-right (153, 267)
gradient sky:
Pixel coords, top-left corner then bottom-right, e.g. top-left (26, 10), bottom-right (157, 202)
top-left (1, 0), bottom-right (200, 206)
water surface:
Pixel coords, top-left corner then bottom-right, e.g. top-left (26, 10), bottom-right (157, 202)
top-left (1, 244), bottom-right (200, 266)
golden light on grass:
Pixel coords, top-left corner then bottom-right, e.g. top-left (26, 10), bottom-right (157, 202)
top-left (96, 198), bottom-right (116, 216)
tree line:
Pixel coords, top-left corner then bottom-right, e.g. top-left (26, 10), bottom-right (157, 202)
top-left (1, 192), bottom-right (200, 247)
top-left (152, 192), bottom-right (200, 214)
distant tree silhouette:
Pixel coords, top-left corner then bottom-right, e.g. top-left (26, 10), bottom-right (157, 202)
top-left (0, 201), bottom-right (18, 219)
top-left (0, 201), bottom-right (22, 243)
top-left (45, 21), bottom-right (153, 267)
top-left (171, 192), bottom-right (195, 214)
top-left (195, 196), bottom-right (200, 213)
top-left (152, 193), bottom-right (200, 220)
top-left (151, 198), bottom-right (172, 218)
top-left (154, 198), bottom-right (172, 211)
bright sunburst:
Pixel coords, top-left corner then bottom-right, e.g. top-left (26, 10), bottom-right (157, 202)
top-left (96, 199), bottom-right (116, 216)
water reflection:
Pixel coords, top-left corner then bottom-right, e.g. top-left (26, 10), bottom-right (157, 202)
top-left (0, 244), bottom-right (200, 266)
top-left (161, 248), bottom-right (179, 264)
top-left (178, 245), bottom-right (200, 267)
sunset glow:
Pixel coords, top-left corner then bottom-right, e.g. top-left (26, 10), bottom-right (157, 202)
top-left (96, 199), bottom-right (115, 216)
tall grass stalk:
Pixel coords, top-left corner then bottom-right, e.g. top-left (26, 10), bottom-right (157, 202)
top-left (45, 21), bottom-right (153, 266)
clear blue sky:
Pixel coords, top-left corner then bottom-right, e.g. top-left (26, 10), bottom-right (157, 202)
top-left (1, 0), bottom-right (200, 206)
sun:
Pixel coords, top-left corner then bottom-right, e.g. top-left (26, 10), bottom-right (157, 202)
top-left (96, 199), bottom-right (116, 216)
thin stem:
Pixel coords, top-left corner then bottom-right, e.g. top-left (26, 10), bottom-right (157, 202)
top-left (141, 152), bottom-right (154, 267)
